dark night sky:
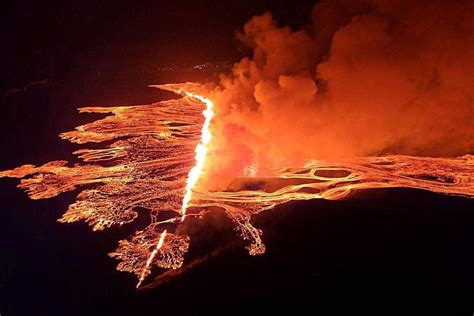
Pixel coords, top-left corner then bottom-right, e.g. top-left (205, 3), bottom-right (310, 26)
top-left (1, 1), bottom-right (474, 315)
top-left (1, 0), bottom-right (315, 90)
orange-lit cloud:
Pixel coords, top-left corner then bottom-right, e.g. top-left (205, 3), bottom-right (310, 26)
top-left (203, 0), bottom-right (474, 189)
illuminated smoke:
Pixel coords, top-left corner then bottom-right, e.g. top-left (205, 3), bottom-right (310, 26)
top-left (205, 0), bottom-right (474, 188)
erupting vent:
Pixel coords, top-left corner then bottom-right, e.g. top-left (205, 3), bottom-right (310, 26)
top-left (1, 83), bottom-right (473, 288)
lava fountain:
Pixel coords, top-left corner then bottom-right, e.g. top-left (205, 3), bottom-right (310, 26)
top-left (1, 82), bottom-right (473, 288)
top-left (180, 91), bottom-right (214, 221)
top-left (134, 90), bottom-right (213, 288)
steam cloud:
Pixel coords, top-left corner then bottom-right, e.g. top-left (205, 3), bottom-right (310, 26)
top-left (203, 0), bottom-right (474, 188)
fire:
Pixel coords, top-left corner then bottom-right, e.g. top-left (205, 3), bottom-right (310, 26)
top-left (180, 92), bottom-right (214, 221)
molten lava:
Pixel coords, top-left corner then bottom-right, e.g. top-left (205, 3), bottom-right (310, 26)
top-left (180, 92), bottom-right (214, 221)
top-left (137, 229), bottom-right (167, 288)
top-left (1, 82), bottom-right (473, 287)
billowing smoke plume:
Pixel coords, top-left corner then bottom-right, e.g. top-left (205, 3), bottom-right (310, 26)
top-left (203, 0), bottom-right (474, 189)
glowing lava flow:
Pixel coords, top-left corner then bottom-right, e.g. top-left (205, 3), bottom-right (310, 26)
top-left (136, 229), bottom-right (167, 288)
top-left (180, 92), bottom-right (214, 221)
top-left (1, 82), bottom-right (472, 288)
top-left (136, 91), bottom-right (213, 287)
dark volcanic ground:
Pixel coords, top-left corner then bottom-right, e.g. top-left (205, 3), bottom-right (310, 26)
top-left (0, 73), bottom-right (473, 315)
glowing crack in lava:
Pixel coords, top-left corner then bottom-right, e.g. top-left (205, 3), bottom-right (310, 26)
top-left (137, 229), bottom-right (167, 288)
top-left (180, 91), bottom-right (214, 221)
top-left (1, 82), bottom-right (473, 287)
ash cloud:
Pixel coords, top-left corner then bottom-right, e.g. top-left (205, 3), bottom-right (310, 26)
top-left (203, 0), bottom-right (474, 189)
